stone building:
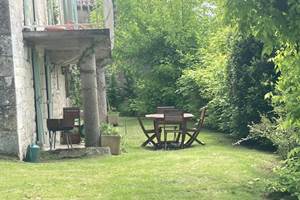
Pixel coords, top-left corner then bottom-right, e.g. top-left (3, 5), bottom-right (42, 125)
top-left (0, 0), bottom-right (114, 160)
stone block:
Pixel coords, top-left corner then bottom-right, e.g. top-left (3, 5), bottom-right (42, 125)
top-left (0, 1), bottom-right (11, 35)
top-left (0, 35), bottom-right (13, 56)
top-left (0, 56), bottom-right (14, 76)
top-left (0, 76), bottom-right (16, 106)
top-left (40, 147), bottom-right (111, 160)
top-left (0, 130), bottom-right (19, 155)
top-left (0, 106), bottom-right (17, 131)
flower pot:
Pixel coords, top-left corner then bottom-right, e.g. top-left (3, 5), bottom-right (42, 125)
top-left (101, 135), bottom-right (121, 155)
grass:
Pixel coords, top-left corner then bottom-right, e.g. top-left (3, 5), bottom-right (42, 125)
top-left (0, 117), bottom-right (279, 200)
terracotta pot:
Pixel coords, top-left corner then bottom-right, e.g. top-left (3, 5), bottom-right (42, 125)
top-left (101, 135), bottom-right (121, 155)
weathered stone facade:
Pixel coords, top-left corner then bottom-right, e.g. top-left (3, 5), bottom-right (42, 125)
top-left (0, 0), bottom-right (68, 159)
top-left (10, 0), bottom-right (37, 159)
top-left (0, 0), bottom-right (112, 160)
top-left (0, 0), bottom-right (19, 156)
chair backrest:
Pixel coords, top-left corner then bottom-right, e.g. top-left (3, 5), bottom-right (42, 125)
top-left (156, 106), bottom-right (175, 114)
top-left (163, 109), bottom-right (184, 124)
top-left (63, 107), bottom-right (80, 120)
top-left (63, 107), bottom-right (80, 127)
top-left (196, 106), bottom-right (207, 130)
top-left (47, 119), bottom-right (62, 131)
top-left (61, 118), bottom-right (75, 129)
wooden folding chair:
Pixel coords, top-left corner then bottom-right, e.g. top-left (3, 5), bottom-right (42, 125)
top-left (47, 119), bottom-right (62, 150)
top-left (185, 106), bottom-right (207, 147)
top-left (138, 117), bottom-right (157, 148)
top-left (162, 109), bottom-right (184, 149)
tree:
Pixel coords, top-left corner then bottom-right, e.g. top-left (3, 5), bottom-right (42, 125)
top-left (110, 0), bottom-right (216, 114)
top-left (224, 0), bottom-right (300, 197)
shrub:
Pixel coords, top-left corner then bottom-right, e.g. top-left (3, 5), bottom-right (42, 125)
top-left (248, 116), bottom-right (298, 158)
top-left (269, 157), bottom-right (300, 199)
top-left (100, 123), bottom-right (119, 136)
top-left (226, 36), bottom-right (277, 138)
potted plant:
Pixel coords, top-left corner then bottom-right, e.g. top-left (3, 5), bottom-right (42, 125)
top-left (100, 123), bottom-right (121, 155)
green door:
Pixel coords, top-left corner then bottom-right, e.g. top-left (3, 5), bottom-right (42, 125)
top-left (45, 54), bottom-right (53, 118)
top-left (32, 48), bottom-right (45, 144)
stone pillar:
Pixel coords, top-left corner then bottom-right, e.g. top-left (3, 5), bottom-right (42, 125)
top-left (79, 52), bottom-right (100, 147)
top-left (0, 0), bottom-right (19, 157)
top-left (96, 61), bottom-right (108, 124)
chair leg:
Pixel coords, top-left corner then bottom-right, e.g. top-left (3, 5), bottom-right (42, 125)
top-left (194, 138), bottom-right (205, 145)
top-left (69, 134), bottom-right (73, 149)
top-left (65, 133), bottom-right (70, 149)
top-left (53, 132), bottom-right (56, 149)
top-left (164, 132), bottom-right (167, 150)
top-left (49, 131), bottom-right (52, 150)
top-left (188, 131), bottom-right (205, 146)
top-left (173, 127), bottom-right (177, 141)
top-left (141, 134), bottom-right (156, 147)
top-left (181, 132), bottom-right (186, 148)
top-left (175, 132), bottom-right (181, 143)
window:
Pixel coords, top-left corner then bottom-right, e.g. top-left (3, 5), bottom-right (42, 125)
top-left (23, 0), bottom-right (35, 26)
top-left (63, 0), bottom-right (78, 24)
top-left (47, 0), bottom-right (61, 25)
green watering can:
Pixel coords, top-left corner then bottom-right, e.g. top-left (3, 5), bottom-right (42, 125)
top-left (25, 144), bottom-right (40, 163)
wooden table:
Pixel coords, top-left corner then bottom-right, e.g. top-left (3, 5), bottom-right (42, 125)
top-left (145, 113), bottom-right (194, 148)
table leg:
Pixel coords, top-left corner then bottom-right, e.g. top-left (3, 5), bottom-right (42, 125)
top-left (154, 120), bottom-right (161, 148)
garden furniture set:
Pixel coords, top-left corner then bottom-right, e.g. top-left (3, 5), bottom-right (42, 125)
top-left (139, 106), bottom-right (207, 149)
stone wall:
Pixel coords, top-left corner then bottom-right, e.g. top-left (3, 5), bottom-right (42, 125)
top-left (0, 0), bottom-right (95, 159)
top-left (0, 0), bottom-right (19, 156)
top-left (9, 0), bottom-right (36, 159)
top-left (0, 0), bottom-right (68, 159)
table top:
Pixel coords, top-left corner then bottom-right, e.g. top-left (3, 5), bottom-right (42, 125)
top-left (145, 113), bottom-right (194, 119)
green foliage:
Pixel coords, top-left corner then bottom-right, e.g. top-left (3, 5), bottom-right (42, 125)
top-left (112, 0), bottom-right (215, 115)
top-left (226, 36), bottom-right (277, 138)
top-left (69, 64), bottom-right (82, 107)
top-left (270, 157), bottom-right (300, 199)
top-left (100, 123), bottom-right (119, 136)
top-left (176, 69), bottom-right (208, 114)
top-left (90, 0), bottom-right (104, 28)
top-left (224, 0), bottom-right (300, 197)
top-left (224, 0), bottom-right (300, 131)
top-left (249, 116), bottom-right (298, 158)
top-left (191, 23), bottom-right (234, 132)
top-left (107, 72), bottom-right (122, 110)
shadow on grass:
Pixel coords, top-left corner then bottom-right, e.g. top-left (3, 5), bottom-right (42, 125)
top-left (265, 192), bottom-right (298, 200)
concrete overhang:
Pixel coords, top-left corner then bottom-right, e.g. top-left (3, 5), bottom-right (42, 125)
top-left (23, 29), bottom-right (112, 64)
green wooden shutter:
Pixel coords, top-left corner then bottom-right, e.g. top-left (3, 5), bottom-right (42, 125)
top-left (47, 0), bottom-right (55, 25)
top-left (23, 0), bottom-right (34, 26)
top-left (63, 0), bottom-right (78, 24)
top-left (45, 55), bottom-right (53, 118)
top-left (71, 0), bottom-right (78, 24)
top-left (32, 48), bottom-right (45, 144)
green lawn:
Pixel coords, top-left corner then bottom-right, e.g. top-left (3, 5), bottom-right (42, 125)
top-left (0, 117), bottom-right (279, 200)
